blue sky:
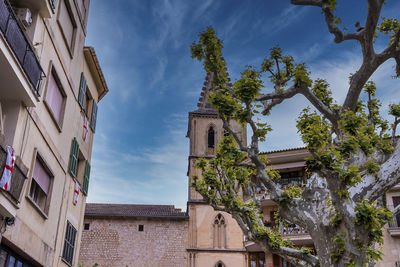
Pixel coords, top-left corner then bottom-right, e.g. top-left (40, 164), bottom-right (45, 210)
top-left (85, 0), bottom-right (400, 209)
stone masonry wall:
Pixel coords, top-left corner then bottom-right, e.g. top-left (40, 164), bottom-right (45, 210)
top-left (78, 217), bottom-right (188, 267)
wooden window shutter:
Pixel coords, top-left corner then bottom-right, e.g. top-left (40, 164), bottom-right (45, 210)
top-left (68, 138), bottom-right (79, 177)
top-left (78, 73), bottom-right (86, 108)
top-left (82, 160), bottom-right (90, 195)
top-left (90, 100), bottom-right (97, 132)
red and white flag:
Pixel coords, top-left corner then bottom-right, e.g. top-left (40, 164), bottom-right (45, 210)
top-left (73, 181), bottom-right (79, 205)
top-left (0, 146), bottom-right (15, 191)
top-left (82, 116), bottom-right (89, 142)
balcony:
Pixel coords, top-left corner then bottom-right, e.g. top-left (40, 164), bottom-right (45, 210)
top-left (11, 0), bottom-right (53, 18)
top-left (388, 210), bottom-right (400, 237)
top-left (0, 142), bottom-right (28, 217)
top-left (0, 0), bottom-right (45, 106)
top-left (283, 224), bottom-right (308, 236)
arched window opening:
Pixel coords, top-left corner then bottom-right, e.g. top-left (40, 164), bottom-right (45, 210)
top-left (213, 214), bottom-right (226, 248)
top-left (215, 261), bottom-right (225, 267)
top-left (208, 127), bottom-right (215, 148)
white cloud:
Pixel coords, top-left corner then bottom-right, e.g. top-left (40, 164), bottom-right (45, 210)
top-left (88, 113), bottom-right (189, 210)
top-left (259, 5), bottom-right (309, 35)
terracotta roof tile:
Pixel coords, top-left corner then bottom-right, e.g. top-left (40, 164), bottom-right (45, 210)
top-left (85, 203), bottom-right (188, 219)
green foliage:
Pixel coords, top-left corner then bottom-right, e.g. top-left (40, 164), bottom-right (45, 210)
top-left (377, 17), bottom-right (400, 45)
top-left (330, 210), bottom-right (343, 227)
top-left (389, 104), bottom-right (400, 117)
top-left (294, 63), bottom-right (312, 87)
top-left (364, 160), bottom-right (380, 177)
top-left (254, 225), bottom-right (293, 249)
top-left (311, 79), bottom-right (333, 107)
top-left (355, 200), bottom-right (393, 244)
top-left (338, 165), bottom-right (361, 187)
top-left (297, 108), bottom-right (331, 151)
top-left (331, 232), bottom-right (346, 262)
top-left (233, 68), bottom-right (263, 104)
top-left (190, 23), bottom-right (399, 266)
top-left (79, 264), bottom-right (98, 267)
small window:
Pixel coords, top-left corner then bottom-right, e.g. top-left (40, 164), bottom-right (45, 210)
top-left (213, 214), bottom-right (226, 248)
top-left (62, 221), bottom-right (77, 265)
top-left (45, 68), bottom-right (66, 128)
top-left (208, 127), bottom-right (215, 148)
top-left (58, 0), bottom-right (77, 56)
top-left (0, 244), bottom-right (35, 267)
top-left (68, 138), bottom-right (79, 178)
top-left (29, 155), bottom-right (52, 213)
top-left (138, 225), bottom-right (144, 232)
top-left (84, 223), bottom-right (90, 230)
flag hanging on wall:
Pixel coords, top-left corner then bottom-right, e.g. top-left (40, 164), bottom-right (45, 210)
top-left (0, 146), bottom-right (15, 191)
top-left (82, 116), bottom-right (89, 142)
top-left (73, 181), bottom-right (80, 205)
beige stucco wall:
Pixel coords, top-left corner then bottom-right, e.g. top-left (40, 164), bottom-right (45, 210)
top-left (186, 112), bottom-right (247, 267)
top-left (79, 217), bottom-right (189, 267)
top-left (0, 0), bottom-right (105, 266)
top-left (190, 251), bottom-right (247, 267)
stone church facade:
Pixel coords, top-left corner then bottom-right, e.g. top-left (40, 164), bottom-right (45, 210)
top-left (79, 73), bottom-right (400, 267)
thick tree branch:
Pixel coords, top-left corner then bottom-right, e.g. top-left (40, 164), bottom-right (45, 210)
top-left (358, 142), bottom-right (400, 202)
top-left (291, 0), bottom-right (361, 43)
top-left (256, 84), bottom-right (338, 125)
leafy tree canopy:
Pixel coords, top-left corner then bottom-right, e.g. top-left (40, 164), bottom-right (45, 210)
top-left (190, 1), bottom-right (400, 266)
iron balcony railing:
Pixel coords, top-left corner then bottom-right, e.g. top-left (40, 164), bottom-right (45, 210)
top-left (0, 0), bottom-right (45, 95)
top-left (263, 221), bottom-right (308, 236)
top-left (282, 224), bottom-right (308, 235)
top-left (0, 145), bottom-right (27, 203)
top-left (276, 176), bottom-right (305, 189)
top-left (388, 205), bottom-right (400, 228)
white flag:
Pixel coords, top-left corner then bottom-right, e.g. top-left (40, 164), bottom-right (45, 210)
top-left (0, 146), bottom-right (15, 191)
top-left (73, 181), bottom-right (80, 205)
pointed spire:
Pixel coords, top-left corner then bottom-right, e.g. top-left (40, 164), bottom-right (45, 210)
top-left (196, 72), bottom-right (216, 111)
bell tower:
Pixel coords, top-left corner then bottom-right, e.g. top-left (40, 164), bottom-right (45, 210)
top-left (186, 73), bottom-right (247, 267)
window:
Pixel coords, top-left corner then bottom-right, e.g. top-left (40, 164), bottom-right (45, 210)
top-left (276, 170), bottom-right (305, 189)
top-left (45, 69), bottom-right (66, 127)
top-left (78, 73), bottom-right (98, 133)
top-left (84, 223), bottom-right (90, 230)
top-left (74, 0), bottom-right (88, 27)
top-left (208, 127), bottom-right (215, 148)
top-left (62, 221), bottom-right (77, 265)
top-left (0, 244), bottom-right (34, 267)
top-left (29, 155), bottom-right (52, 213)
top-left (215, 261), bottom-right (225, 267)
top-left (68, 138), bottom-right (79, 178)
top-left (58, 0), bottom-right (77, 55)
top-left (213, 214), bottom-right (226, 248)
top-left (138, 225), bottom-right (144, 232)
top-left (393, 196), bottom-right (400, 227)
top-left (82, 160), bottom-right (90, 195)
top-left (249, 252), bottom-right (265, 267)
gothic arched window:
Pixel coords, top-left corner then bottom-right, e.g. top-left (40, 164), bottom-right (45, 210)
top-left (213, 214), bottom-right (226, 248)
top-left (215, 261), bottom-right (226, 267)
top-left (208, 127), bottom-right (215, 148)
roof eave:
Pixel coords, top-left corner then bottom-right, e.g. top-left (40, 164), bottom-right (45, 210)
top-left (83, 46), bottom-right (109, 101)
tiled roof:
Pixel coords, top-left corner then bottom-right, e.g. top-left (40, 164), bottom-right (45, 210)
top-left (261, 147), bottom-right (307, 154)
top-left (85, 203), bottom-right (188, 219)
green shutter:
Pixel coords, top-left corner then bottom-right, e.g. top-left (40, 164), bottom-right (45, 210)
top-left (68, 138), bottom-right (79, 177)
top-left (78, 73), bottom-right (86, 108)
top-left (90, 100), bottom-right (97, 132)
top-left (82, 161), bottom-right (90, 196)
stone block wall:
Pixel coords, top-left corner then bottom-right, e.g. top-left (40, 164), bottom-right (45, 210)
top-left (78, 217), bottom-right (188, 267)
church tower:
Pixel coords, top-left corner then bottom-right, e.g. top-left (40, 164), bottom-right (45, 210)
top-left (186, 73), bottom-right (247, 267)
